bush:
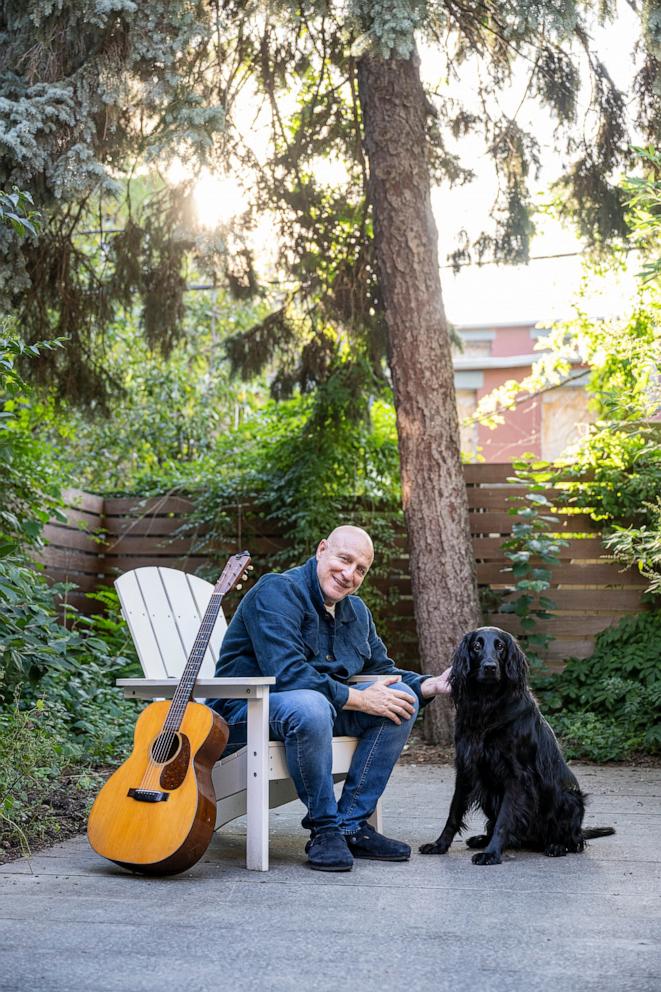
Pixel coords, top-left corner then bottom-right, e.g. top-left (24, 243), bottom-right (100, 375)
top-left (534, 612), bottom-right (661, 760)
top-left (0, 697), bottom-right (84, 855)
top-left (0, 565), bottom-right (142, 855)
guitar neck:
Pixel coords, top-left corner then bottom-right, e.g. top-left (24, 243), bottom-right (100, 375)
top-left (157, 552), bottom-right (250, 732)
top-left (164, 592), bottom-right (224, 730)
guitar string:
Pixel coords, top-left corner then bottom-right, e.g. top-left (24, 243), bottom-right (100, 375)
top-left (135, 557), bottom-right (247, 791)
top-left (138, 633), bottom-right (211, 790)
top-left (139, 617), bottom-right (219, 791)
top-left (134, 569), bottom-right (244, 793)
top-left (138, 632), bottom-right (215, 791)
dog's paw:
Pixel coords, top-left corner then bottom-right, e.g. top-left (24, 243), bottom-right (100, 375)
top-left (419, 841), bottom-right (449, 856)
top-left (471, 851), bottom-right (502, 866)
top-left (544, 844), bottom-right (568, 858)
top-left (466, 834), bottom-right (490, 850)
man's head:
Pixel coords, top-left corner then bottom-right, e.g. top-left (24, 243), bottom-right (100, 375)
top-left (315, 526), bottom-right (374, 605)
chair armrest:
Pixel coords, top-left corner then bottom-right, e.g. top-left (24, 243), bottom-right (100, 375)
top-left (119, 674), bottom-right (390, 700)
top-left (117, 676), bottom-right (275, 700)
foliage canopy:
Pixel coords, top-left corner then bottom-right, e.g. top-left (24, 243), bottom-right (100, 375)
top-left (0, 1), bottom-right (658, 405)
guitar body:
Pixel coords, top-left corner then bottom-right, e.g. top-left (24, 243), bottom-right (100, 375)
top-left (88, 700), bottom-right (229, 875)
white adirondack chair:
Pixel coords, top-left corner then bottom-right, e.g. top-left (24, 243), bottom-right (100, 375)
top-left (114, 565), bottom-right (383, 871)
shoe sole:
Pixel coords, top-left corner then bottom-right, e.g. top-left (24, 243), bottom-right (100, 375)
top-left (350, 852), bottom-right (410, 861)
top-left (307, 862), bottom-right (353, 872)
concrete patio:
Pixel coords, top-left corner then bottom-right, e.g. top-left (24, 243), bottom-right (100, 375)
top-left (1, 762), bottom-right (659, 992)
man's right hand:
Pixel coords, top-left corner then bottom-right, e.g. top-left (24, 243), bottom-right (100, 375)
top-left (345, 676), bottom-right (416, 725)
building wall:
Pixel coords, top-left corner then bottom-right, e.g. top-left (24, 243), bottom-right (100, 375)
top-left (454, 321), bottom-right (594, 463)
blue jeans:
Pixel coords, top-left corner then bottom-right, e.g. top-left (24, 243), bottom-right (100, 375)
top-left (215, 682), bottom-right (419, 835)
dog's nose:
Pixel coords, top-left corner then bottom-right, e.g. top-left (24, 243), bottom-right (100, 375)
top-left (482, 661), bottom-right (498, 674)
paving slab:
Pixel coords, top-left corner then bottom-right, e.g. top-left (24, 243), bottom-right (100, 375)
top-left (0, 763), bottom-right (659, 992)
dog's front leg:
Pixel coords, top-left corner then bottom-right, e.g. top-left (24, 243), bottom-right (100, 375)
top-left (419, 772), bottom-right (472, 855)
top-left (471, 790), bottom-right (515, 865)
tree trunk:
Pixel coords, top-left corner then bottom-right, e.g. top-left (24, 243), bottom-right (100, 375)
top-left (357, 50), bottom-right (481, 743)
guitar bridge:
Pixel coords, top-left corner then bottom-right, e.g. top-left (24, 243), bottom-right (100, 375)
top-left (127, 788), bottom-right (169, 803)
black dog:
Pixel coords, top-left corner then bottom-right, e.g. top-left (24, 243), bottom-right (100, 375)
top-left (420, 627), bottom-right (614, 865)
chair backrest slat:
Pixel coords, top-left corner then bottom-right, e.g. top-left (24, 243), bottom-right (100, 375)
top-left (115, 566), bottom-right (226, 679)
top-left (115, 569), bottom-right (169, 679)
top-left (158, 568), bottom-right (223, 678)
top-left (184, 572), bottom-right (227, 677)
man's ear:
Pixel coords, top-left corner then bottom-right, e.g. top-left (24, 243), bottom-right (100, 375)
top-left (316, 539), bottom-right (328, 560)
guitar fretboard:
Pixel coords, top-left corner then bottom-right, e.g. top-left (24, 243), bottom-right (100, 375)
top-left (160, 552), bottom-right (249, 733)
top-left (164, 593), bottom-right (224, 731)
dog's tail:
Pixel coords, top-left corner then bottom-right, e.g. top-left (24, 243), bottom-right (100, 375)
top-left (582, 827), bottom-right (615, 839)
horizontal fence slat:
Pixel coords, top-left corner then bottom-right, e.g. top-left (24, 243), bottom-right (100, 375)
top-left (496, 588), bottom-right (647, 612)
top-left (476, 562), bottom-right (645, 586)
top-left (43, 569), bottom-right (104, 591)
top-left (61, 488), bottom-right (104, 514)
top-left (484, 614), bottom-right (624, 637)
top-left (468, 512), bottom-right (598, 535)
top-left (43, 524), bottom-right (105, 553)
top-left (471, 537), bottom-right (608, 559)
top-left (463, 463), bottom-right (516, 483)
top-left (37, 546), bottom-right (106, 573)
top-left (104, 535), bottom-right (196, 555)
top-left (465, 487), bottom-right (573, 509)
top-left (103, 494), bottom-right (195, 515)
top-left (103, 516), bottom-right (208, 537)
top-left (57, 506), bottom-right (104, 531)
top-left (102, 555), bottom-right (212, 575)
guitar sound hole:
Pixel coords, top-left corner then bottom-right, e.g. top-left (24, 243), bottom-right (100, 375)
top-left (151, 732), bottom-right (181, 764)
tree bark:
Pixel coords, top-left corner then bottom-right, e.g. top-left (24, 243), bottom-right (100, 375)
top-left (357, 50), bottom-right (481, 743)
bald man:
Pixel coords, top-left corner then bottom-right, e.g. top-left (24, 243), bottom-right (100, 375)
top-left (208, 526), bottom-right (451, 871)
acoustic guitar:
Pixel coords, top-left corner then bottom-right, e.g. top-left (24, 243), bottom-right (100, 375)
top-left (87, 552), bottom-right (250, 875)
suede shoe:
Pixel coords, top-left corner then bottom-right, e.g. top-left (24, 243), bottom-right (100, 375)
top-left (346, 822), bottom-right (411, 861)
top-left (305, 830), bottom-right (354, 872)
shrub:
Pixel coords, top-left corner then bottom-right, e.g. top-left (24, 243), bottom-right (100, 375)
top-left (534, 612), bottom-right (661, 760)
top-left (0, 697), bottom-right (81, 856)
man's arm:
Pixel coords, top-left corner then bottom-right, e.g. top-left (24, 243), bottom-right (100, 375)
top-left (420, 669), bottom-right (452, 698)
top-left (353, 606), bottom-right (452, 714)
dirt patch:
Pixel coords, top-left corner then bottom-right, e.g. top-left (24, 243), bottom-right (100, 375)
top-left (0, 772), bottom-right (98, 866)
top-left (398, 735), bottom-right (661, 769)
top-left (399, 733), bottom-right (454, 767)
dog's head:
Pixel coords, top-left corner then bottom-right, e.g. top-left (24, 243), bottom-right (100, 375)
top-left (449, 627), bottom-right (528, 702)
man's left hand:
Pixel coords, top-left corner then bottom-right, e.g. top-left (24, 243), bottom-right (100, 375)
top-left (420, 667), bottom-right (452, 698)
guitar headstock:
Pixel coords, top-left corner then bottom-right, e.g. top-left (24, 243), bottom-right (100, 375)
top-left (214, 551), bottom-right (252, 599)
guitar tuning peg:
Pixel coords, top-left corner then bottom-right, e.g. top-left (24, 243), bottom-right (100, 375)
top-left (242, 572), bottom-right (249, 580)
top-left (236, 583), bottom-right (243, 591)
top-left (248, 565), bottom-right (254, 571)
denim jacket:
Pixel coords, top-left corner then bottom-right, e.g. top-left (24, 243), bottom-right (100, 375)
top-left (209, 556), bottom-right (429, 720)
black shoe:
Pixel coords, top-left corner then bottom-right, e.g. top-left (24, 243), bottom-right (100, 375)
top-left (346, 822), bottom-right (411, 862)
top-left (305, 830), bottom-right (354, 872)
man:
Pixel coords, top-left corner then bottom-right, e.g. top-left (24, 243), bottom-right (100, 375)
top-left (208, 525), bottom-right (451, 871)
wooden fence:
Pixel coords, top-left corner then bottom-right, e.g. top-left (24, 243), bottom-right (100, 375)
top-left (38, 465), bottom-right (650, 670)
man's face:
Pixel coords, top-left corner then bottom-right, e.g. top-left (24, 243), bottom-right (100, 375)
top-left (315, 531), bottom-right (374, 605)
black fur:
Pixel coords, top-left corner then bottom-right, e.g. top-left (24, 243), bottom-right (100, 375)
top-left (420, 627), bottom-right (615, 866)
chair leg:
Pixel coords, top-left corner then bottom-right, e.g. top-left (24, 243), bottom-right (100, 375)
top-left (246, 692), bottom-right (270, 871)
top-left (367, 798), bottom-right (383, 833)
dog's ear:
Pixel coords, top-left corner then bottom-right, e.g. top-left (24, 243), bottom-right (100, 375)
top-left (449, 633), bottom-right (473, 702)
top-left (504, 633), bottom-right (528, 691)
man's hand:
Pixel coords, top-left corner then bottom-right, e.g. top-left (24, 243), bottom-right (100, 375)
top-left (345, 676), bottom-right (416, 725)
top-left (420, 667), bottom-right (453, 699)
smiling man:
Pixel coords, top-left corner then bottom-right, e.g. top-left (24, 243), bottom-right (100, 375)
top-left (208, 525), bottom-right (451, 871)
